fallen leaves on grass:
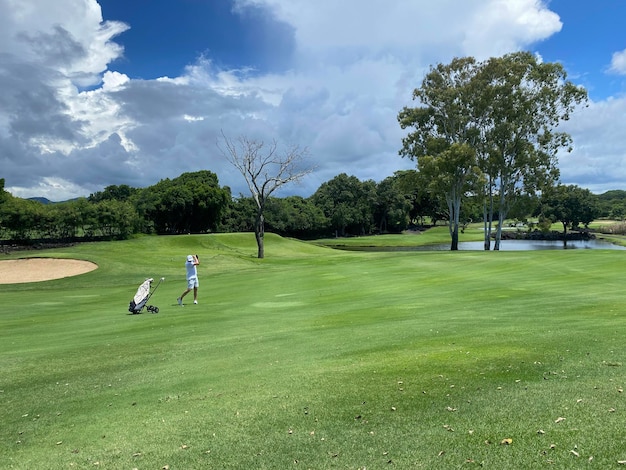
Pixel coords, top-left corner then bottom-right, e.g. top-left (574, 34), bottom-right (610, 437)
top-left (554, 417), bottom-right (566, 423)
top-left (500, 438), bottom-right (512, 445)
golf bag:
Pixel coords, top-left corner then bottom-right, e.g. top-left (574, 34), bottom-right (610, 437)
top-left (128, 277), bottom-right (164, 314)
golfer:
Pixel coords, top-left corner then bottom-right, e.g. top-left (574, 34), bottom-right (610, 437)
top-left (177, 254), bottom-right (199, 306)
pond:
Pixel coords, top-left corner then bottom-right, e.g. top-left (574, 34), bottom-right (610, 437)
top-left (422, 239), bottom-right (626, 251)
top-left (335, 239), bottom-right (626, 252)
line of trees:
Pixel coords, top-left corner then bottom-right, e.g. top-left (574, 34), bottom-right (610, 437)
top-left (2, 170), bottom-right (622, 246)
top-left (0, 171), bottom-right (414, 243)
top-left (0, 172), bottom-right (231, 242)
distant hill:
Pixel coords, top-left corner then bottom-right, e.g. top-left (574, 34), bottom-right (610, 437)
top-left (28, 197), bottom-right (52, 204)
top-left (596, 190), bottom-right (626, 201)
top-left (27, 197), bottom-right (81, 204)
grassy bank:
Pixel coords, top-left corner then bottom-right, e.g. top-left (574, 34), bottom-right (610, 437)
top-left (2, 232), bottom-right (626, 468)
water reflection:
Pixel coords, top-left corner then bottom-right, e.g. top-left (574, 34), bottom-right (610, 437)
top-left (334, 239), bottom-right (626, 252)
top-left (413, 239), bottom-right (626, 251)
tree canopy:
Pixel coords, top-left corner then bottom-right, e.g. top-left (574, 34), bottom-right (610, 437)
top-left (311, 173), bottom-right (377, 237)
top-left (539, 184), bottom-right (599, 235)
top-left (134, 170), bottom-right (230, 234)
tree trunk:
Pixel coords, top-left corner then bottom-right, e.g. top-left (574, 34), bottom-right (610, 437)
top-left (450, 224), bottom-right (459, 250)
top-left (255, 211), bottom-right (265, 259)
top-left (487, 202), bottom-right (494, 250)
top-left (483, 178), bottom-right (494, 250)
top-left (483, 202), bottom-right (489, 250)
top-left (494, 183), bottom-right (507, 251)
top-left (448, 192), bottom-right (461, 251)
top-left (494, 218), bottom-right (502, 250)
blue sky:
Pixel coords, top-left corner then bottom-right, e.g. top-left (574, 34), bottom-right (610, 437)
top-left (98, 0), bottom-right (295, 79)
top-left (536, 0), bottom-right (626, 100)
top-left (2, 0), bottom-right (626, 201)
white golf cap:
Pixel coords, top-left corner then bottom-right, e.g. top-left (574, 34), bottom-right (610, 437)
top-left (187, 255), bottom-right (194, 262)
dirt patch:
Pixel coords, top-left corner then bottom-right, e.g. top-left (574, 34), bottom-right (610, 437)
top-left (0, 258), bottom-right (98, 284)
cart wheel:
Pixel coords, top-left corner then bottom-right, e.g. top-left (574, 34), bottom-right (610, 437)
top-left (154, 307), bottom-right (159, 314)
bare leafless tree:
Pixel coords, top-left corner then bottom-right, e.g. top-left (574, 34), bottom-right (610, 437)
top-left (218, 132), bottom-right (313, 258)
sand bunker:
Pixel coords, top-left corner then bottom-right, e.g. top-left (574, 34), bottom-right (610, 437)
top-left (0, 258), bottom-right (98, 284)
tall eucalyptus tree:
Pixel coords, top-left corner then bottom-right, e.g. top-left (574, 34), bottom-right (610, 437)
top-left (398, 57), bottom-right (481, 250)
top-left (476, 52), bottom-right (588, 249)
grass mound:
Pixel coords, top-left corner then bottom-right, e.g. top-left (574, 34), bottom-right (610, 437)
top-left (2, 232), bottom-right (626, 468)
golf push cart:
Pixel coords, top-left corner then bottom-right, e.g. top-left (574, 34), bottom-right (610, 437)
top-left (128, 277), bottom-right (164, 314)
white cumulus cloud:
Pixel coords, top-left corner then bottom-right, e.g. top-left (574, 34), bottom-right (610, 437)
top-left (2, 0), bottom-right (624, 200)
top-left (609, 49), bottom-right (626, 75)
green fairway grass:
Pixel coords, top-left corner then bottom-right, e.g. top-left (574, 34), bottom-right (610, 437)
top-left (2, 232), bottom-right (626, 469)
top-left (312, 225), bottom-right (479, 248)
